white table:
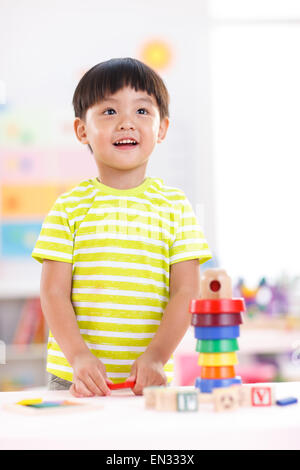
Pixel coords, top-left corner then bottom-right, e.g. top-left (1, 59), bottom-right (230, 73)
top-left (1, 382), bottom-right (300, 450)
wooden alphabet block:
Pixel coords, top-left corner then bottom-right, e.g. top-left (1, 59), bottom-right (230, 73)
top-left (143, 386), bottom-right (165, 409)
top-left (237, 385), bottom-right (276, 407)
top-left (177, 391), bottom-right (199, 412)
top-left (155, 388), bottom-right (178, 411)
top-left (213, 385), bottom-right (241, 412)
top-left (251, 386), bottom-right (275, 406)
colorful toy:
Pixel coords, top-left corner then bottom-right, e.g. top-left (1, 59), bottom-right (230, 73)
top-left (256, 277), bottom-right (289, 315)
top-left (142, 383), bottom-right (281, 412)
top-left (4, 397), bottom-right (103, 414)
top-left (143, 386), bottom-right (199, 412)
top-left (234, 278), bottom-right (258, 316)
top-left (234, 276), bottom-right (289, 317)
top-left (276, 397), bottom-right (298, 406)
top-left (176, 391), bottom-right (199, 412)
top-left (107, 380), bottom-right (136, 390)
top-left (189, 268), bottom-right (246, 394)
top-left (20, 400), bottom-right (81, 409)
top-left (249, 386), bottom-right (275, 406)
top-left (194, 325), bottom-right (240, 340)
top-left (143, 386), bottom-right (166, 409)
top-left (212, 385), bottom-right (240, 412)
top-left (195, 376), bottom-right (241, 394)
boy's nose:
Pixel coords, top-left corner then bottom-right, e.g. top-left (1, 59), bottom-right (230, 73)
top-left (119, 122), bottom-right (135, 130)
top-left (118, 117), bottom-right (135, 130)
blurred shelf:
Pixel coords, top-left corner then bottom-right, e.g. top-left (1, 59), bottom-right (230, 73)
top-left (0, 344), bottom-right (48, 391)
top-left (242, 315), bottom-right (300, 330)
top-left (6, 344), bottom-right (47, 361)
top-left (0, 283), bottom-right (40, 299)
top-left (239, 327), bottom-right (300, 355)
top-left (0, 260), bottom-right (41, 299)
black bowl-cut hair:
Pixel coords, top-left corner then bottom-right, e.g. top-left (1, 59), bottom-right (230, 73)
top-left (72, 57), bottom-right (170, 122)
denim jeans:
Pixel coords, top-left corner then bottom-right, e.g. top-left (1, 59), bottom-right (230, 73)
top-left (48, 373), bottom-right (72, 391)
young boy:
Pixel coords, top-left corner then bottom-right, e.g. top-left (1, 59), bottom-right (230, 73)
top-left (32, 57), bottom-right (212, 397)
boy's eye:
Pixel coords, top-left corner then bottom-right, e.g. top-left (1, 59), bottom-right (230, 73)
top-left (103, 107), bottom-right (149, 115)
top-left (104, 108), bottom-right (116, 115)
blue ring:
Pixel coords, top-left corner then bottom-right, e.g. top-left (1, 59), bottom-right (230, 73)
top-left (194, 325), bottom-right (240, 340)
top-left (195, 376), bottom-right (242, 393)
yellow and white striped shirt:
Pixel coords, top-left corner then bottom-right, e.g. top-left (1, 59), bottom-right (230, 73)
top-left (32, 177), bottom-right (212, 383)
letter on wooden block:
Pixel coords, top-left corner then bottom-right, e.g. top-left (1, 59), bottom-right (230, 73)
top-left (177, 391), bottom-right (199, 412)
top-left (213, 385), bottom-right (241, 412)
top-left (251, 386), bottom-right (274, 406)
top-left (237, 385), bottom-right (276, 407)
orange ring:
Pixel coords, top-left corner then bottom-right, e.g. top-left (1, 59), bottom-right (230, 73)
top-left (200, 366), bottom-right (236, 379)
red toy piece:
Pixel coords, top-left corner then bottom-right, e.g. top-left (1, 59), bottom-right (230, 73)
top-left (189, 298), bottom-right (246, 314)
top-left (108, 380), bottom-right (136, 390)
top-left (191, 312), bottom-right (243, 327)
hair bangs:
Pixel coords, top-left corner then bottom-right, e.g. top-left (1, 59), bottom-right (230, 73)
top-left (73, 58), bottom-right (169, 121)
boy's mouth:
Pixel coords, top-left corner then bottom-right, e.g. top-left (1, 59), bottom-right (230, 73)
top-left (113, 138), bottom-right (139, 149)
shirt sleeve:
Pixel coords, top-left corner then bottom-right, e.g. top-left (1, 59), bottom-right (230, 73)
top-left (169, 197), bottom-right (212, 266)
top-left (31, 196), bottom-right (74, 264)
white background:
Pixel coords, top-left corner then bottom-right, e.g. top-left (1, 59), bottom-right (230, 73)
top-left (210, 0), bottom-right (300, 284)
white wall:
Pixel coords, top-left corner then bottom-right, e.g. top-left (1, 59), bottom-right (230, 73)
top-left (209, 0), bottom-right (300, 284)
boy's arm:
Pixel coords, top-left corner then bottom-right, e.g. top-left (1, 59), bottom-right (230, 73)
top-left (40, 259), bottom-right (111, 396)
top-left (145, 258), bottom-right (200, 364)
top-left (129, 259), bottom-right (200, 393)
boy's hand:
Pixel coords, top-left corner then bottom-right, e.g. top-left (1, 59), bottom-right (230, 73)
top-left (69, 351), bottom-right (113, 398)
top-left (127, 351), bottom-right (167, 395)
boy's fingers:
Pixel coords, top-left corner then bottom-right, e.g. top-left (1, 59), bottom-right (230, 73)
top-left (89, 369), bottom-right (111, 395)
top-left (133, 383), bottom-right (144, 395)
top-left (69, 383), bottom-right (82, 398)
top-left (128, 363), bottom-right (137, 382)
top-left (132, 370), bottom-right (145, 395)
top-left (127, 374), bottom-right (136, 382)
top-left (69, 379), bottom-right (92, 398)
top-left (95, 363), bottom-right (113, 393)
top-left (101, 369), bottom-right (114, 384)
top-left (74, 378), bottom-right (94, 397)
top-left (84, 374), bottom-right (106, 396)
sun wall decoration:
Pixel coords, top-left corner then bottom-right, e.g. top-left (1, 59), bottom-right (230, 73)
top-left (139, 39), bottom-right (173, 71)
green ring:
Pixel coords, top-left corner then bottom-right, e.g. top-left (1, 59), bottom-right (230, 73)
top-left (196, 338), bottom-right (239, 353)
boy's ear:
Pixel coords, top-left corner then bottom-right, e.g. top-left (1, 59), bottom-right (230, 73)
top-left (74, 117), bottom-right (89, 144)
top-left (157, 117), bottom-right (169, 144)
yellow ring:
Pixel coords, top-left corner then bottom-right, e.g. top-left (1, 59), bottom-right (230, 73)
top-left (198, 352), bottom-right (238, 366)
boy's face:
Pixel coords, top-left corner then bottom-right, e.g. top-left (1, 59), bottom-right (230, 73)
top-left (74, 86), bottom-right (169, 173)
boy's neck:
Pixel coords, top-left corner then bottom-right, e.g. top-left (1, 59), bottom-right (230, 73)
top-left (96, 165), bottom-right (148, 190)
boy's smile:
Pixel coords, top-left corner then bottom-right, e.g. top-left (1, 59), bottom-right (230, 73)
top-left (74, 86), bottom-right (169, 181)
